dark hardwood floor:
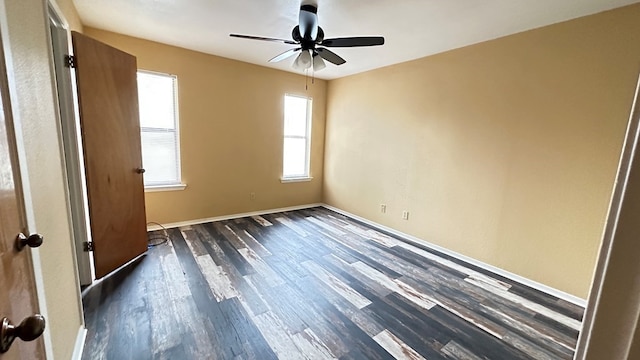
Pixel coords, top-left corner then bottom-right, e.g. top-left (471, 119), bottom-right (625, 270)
top-left (82, 207), bottom-right (583, 360)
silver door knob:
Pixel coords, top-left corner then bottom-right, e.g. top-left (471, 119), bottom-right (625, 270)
top-left (0, 315), bottom-right (46, 353)
top-left (16, 233), bottom-right (44, 251)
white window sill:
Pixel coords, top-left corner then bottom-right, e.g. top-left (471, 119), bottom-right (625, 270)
top-left (281, 176), bottom-right (313, 183)
top-left (144, 183), bottom-right (187, 192)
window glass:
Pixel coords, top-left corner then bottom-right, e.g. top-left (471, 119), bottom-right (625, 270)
top-left (137, 71), bottom-right (181, 187)
top-left (284, 95), bottom-right (308, 137)
top-left (140, 131), bottom-right (179, 184)
top-left (283, 95), bottom-right (311, 179)
top-left (283, 137), bottom-right (307, 177)
top-left (138, 72), bottom-right (176, 129)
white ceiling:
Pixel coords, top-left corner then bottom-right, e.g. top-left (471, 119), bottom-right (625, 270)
top-left (72, 0), bottom-right (639, 80)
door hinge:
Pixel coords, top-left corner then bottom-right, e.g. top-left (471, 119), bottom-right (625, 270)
top-left (64, 55), bottom-right (76, 68)
top-left (83, 241), bottom-right (94, 252)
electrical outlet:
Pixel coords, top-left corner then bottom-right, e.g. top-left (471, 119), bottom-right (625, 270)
top-left (402, 211), bottom-right (409, 220)
top-left (380, 204), bottom-right (387, 213)
top-left (250, 192), bottom-right (256, 201)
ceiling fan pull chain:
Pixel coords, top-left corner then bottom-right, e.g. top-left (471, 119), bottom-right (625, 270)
top-left (305, 70), bottom-right (308, 91)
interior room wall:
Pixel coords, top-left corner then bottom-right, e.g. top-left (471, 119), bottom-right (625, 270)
top-left (1, 0), bottom-right (84, 358)
top-left (83, 27), bottom-right (327, 225)
top-left (323, 3), bottom-right (640, 299)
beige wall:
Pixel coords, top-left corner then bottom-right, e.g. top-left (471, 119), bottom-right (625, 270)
top-left (324, 4), bottom-right (640, 299)
top-left (1, 0), bottom-right (83, 358)
top-left (84, 28), bottom-right (327, 225)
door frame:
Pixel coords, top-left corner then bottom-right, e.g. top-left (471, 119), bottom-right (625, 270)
top-left (573, 74), bottom-right (640, 359)
top-left (47, 2), bottom-right (94, 286)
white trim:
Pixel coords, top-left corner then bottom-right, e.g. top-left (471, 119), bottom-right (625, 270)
top-left (138, 68), bottom-right (178, 78)
top-left (138, 70), bottom-right (183, 187)
top-left (283, 94), bottom-right (312, 180)
top-left (143, 200), bottom-right (586, 306)
top-left (573, 74), bottom-right (640, 359)
top-left (145, 183), bottom-right (187, 192)
top-left (29, 251), bottom-right (54, 359)
top-left (321, 204), bottom-right (587, 307)
top-left (46, 4), bottom-right (90, 326)
top-left (280, 176), bottom-right (313, 183)
top-left (147, 203), bottom-right (323, 231)
top-left (47, 2), bottom-right (94, 287)
top-left (47, 1), bottom-right (69, 29)
top-left (71, 325), bottom-right (87, 360)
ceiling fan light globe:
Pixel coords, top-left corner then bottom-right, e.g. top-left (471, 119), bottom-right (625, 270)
top-left (299, 50), bottom-right (312, 69)
top-left (292, 52), bottom-right (312, 70)
top-left (313, 55), bottom-right (326, 71)
top-left (292, 54), bottom-right (304, 70)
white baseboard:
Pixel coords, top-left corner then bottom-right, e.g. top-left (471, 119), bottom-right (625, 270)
top-left (147, 203), bottom-right (323, 231)
top-left (322, 204), bottom-right (587, 307)
top-left (71, 325), bottom-right (87, 360)
top-left (146, 202), bottom-right (586, 307)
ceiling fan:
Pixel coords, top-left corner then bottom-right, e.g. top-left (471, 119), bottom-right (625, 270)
top-left (230, 3), bottom-right (385, 72)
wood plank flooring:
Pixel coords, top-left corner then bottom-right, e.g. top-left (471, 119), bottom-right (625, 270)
top-left (81, 207), bottom-right (584, 360)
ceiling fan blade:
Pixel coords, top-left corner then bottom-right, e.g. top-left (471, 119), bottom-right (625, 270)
top-left (320, 37), bottom-right (385, 47)
top-left (298, 4), bottom-right (318, 41)
top-left (316, 48), bottom-right (346, 65)
top-left (229, 34), bottom-right (298, 45)
top-left (269, 48), bottom-right (301, 63)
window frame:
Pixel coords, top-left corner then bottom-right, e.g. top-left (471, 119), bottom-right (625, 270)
top-left (282, 94), bottom-right (313, 182)
top-left (137, 70), bottom-right (185, 191)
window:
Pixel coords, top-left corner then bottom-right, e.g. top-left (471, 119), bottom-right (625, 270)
top-left (137, 71), bottom-right (183, 190)
top-left (282, 95), bottom-right (312, 181)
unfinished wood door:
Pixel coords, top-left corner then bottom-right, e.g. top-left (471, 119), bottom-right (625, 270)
top-left (71, 32), bottom-right (148, 279)
top-left (0, 40), bottom-right (45, 359)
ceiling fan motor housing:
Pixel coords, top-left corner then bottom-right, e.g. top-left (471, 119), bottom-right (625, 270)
top-left (292, 26), bottom-right (324, 51)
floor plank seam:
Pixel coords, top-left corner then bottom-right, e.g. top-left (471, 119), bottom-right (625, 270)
top-left (82, 207), bottom-right (583, 360)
